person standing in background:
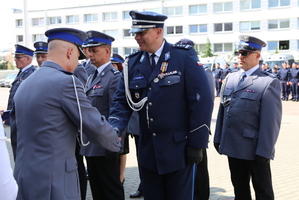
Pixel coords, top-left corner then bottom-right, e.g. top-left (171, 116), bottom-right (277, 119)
top-left (33, 41), bottom-right (48, 67)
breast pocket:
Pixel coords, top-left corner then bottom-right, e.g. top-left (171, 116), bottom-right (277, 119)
top-left (239, 91), bottom-right (259, 111)
top-left (129, 79), bottom-right (148, 101)
top-left (158, 75), bottom-right (180, 87)
top-left (64, 156), bottom-right (80, 198)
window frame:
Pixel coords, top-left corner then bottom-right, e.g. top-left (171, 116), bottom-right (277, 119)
top-left (214, 22), bottom-right (233, 32)
top-left (103, 12), bottom-right (118, 21)
top-left (66, 15), bottom-right (79, 24)
top-left (189, 24), bottom-right (208, 34)
top-left (189, 4), bottom-right (207, 15)
top-left (32, 17), bottom-right (45, 26)
top-left (213, 2), bottom-right (233, 13)
top-left (166, 25), bottom-right (183, 35)
top-left (84, 14), bottom-right (98, 23)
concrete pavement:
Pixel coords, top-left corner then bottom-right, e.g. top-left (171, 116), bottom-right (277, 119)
top-left (1, 87), bottom-right (299, 200)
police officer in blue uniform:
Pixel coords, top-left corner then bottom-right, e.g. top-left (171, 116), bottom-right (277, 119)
top-left (221, 62), bottom-right (231, 81)
top-left (79, 39), bottom-right (96, 77)
top-left (6, 44), bottom-right (36, 127)
top-left (214, 63), bottom-right (222, 97)
top-left (214, 35), bottom-right (282, 200)
top-left (264, 62), bottom-right (272, 74)
top-left (290, 62), bottom-right (299, 101)
top-left (277, 61), bottom-right (291, 100)
top-left (79, 31), bottom-right (124, 200)
top-left (33, 41), bottom-right (48, 67)
top-left (108, 11), bottom-right (213, 200)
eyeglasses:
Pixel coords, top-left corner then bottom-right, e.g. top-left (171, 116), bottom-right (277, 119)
top-left (235, 51), bottom-right (259, 57)
top-left (14, 56), bottom-right (28, 60)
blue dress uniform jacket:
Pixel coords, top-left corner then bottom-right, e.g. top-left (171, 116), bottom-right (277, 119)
top-left (7, 65), bottom-right (36, 111)
top-left (80, 64), bottom-right (121, 156)
top-left (214, 67), bottom-right (282, 160)
top-left (109, 41), bottom-right (213, 175)
top-left (10, 61), bottom-right (121, 200)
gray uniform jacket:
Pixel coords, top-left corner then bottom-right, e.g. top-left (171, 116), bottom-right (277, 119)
top-left (80, 63), bottom-right (121, 157)
top-left (214, 67), bottom-right (282, 160)
top-left (80, 59), bottom-right (96, 76)
top-left (10, 61), bottom-right (121, 200)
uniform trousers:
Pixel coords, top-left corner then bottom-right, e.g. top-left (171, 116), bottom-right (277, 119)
top-left (140, 164), bottom-right (193, 200)
top-left (86, 156), bottom-right (124, 200)
top-left (228, 157), bottom-right (274, 200)
top-left (290, 81), bottom-right (299, 100)
top-left (75, 142), bottom-right (87, 200)
top-left (214, 79), bottom-right (222, 97)
top-left (280, 81), bottom-right (288, 99)
top-left (194, 148), bottom-right (209, 200)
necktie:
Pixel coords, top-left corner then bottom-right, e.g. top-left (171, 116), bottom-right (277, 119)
top-left (15, 70), bottom-right (22, 81)
top-left (238, 72), bottom-right (247, 86)
top-left (150, 54), bottom-right (156, 71)
top-left (92, 69), bottom-right (98, 82)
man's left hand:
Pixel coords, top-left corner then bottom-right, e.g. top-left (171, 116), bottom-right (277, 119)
top-left (256, 155), bottom-right (270, 165)
top-left (186, 146), bottom-right (203, 165)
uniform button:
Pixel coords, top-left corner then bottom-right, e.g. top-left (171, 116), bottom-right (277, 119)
top-left (229, 115), bottom-right (232, 118)
top-left (185, 136), bottom-right (188, 139)
top-left (135, 85), bottom-right (138, 88)
top-left (228, 125), bottom-right (231, 128)
top-left (148, 102), bottom-right (152, 106)
top-left (150, 118), bottom-right (153, 122)
top-left (230, 105), bottom-right (233, 108)
top-left (168, 81), bottom-right (170, 83)
top-left (149, 87), bottom-right (152, 90)
top-left (152, 133), bottom-right (156, 136)
top-left (233, 95), bottom-right (236, 98)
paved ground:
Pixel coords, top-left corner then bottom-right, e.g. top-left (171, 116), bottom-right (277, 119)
top-left (1, 87), bottom-right (299, 200)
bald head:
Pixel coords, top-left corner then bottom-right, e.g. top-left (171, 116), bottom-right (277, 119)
top-left (47, 40), bottom-right (80, 72)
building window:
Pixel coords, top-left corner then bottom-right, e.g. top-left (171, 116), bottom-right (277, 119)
top-left (123, 11), bottom-right (130, 20)
top-left (213, 2), bottom-right (233, 13)
top-left (214, 43), bottom-right (233, 52)
top-left (112, 48), bottom-right (118, 54)
top-left (123, 29), bottom-right (134, 37)
top-left (103, 12), bottom-right (118, 21)
top-left (190, 24), bottom-right (207, 33)
top-left (165, 6), bottom-right (183, 16)
top-left (144, 8), bottom-right (160, 13)
top-left (268, 40), bottom-right (289, 50)
top-left (214, 23), bottom-right (233, 32)
top-left (66, 15), bottom-right (79, 24)
top-left (167, 26), bottom-right (183, 35)
top-left (17, 35), bottom-right (23, 43)
top-left (189, 4), bottom-right (207, 14)
top-left (32, 18), bottom-right (44, 26)
top-left (49, 17), bottom-right (61, 25)
top-left (240, 0), bottom-right (261, 10)
top-left (268, 19), bottom-right (290, 29)
top-left (240, 21), bottom-right (260, 31)
top-left (269, 0), bottom-right (290, 7)
top-left (103, 30), bottom-right (118, 38)
top-left (84, 14), bottom-right (98, 22)
top-left (16, 19), bottom-right (23, 27)
top-left (33, 34), bottom-right (46, 42)
top-left (124, 47), bottom-right (139, 55)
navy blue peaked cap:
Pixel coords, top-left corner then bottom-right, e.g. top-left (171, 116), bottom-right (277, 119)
top-left (14, 44), bottom-right (34, 56)
top-left (45, 27), bottom-right (87, 59)
top-left (238, 35), bottom-right (266, 51)
top-left (34, 41), bottom-right (48, 54)
top-left (110, 53), bottom-right (124, 63)
top-left (129, 10), bottom-right (168, 33)
top-left (86, 31), bottom-right (115, 47)
top-left (175, 38), bottom-right (195, 47)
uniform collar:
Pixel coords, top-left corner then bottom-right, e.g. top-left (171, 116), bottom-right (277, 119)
top-left (241, 64), bottom-right (259, 77)
top-left (96, 61), bottom-right (111, 75)
top-left (21, 64), bottom-right (33, 72)
top-left (148, 40), bottom-right (165, 63)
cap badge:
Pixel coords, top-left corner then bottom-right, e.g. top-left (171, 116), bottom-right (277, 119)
top-left (243, 35), bottom-right (249, 42)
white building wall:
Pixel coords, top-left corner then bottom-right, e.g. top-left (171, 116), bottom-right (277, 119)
top-left (11, 0), bottom-right (299, 61)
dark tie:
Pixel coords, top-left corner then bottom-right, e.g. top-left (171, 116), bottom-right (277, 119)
top-left (238, 72), bottom-right (247, 86)
top-left (92, 69), bottom-right (98, 82)
top-left (15, 70), bottom-right (22, 81)
top-left (150, 54), bottom-right (156, 71)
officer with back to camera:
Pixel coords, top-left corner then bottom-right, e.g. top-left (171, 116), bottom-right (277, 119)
top-left (108, 11), bottom-right (213, 200)
top-left (10, 27), bottom-right (122, 200)
top-left (214, 62), bottom-right (222, 97)
top-left (214, 35), bottom-right (282, 200)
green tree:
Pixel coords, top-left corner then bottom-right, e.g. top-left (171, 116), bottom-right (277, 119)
top-left (0, 60), bottom-right (9, 70)
top-left (201, 38), bottom-right (216, 58)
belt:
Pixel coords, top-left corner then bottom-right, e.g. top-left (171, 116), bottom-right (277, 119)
top-left (281, 79), bottom-right (287, 81)
top-left (292, 77), bottom-right (298, 79)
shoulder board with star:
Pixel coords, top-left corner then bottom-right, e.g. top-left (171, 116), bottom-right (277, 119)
top-left (110, 67), bottom-right (120, 75)
top-left (126, 50), bottom-right (141, 59)
top-left (261, 70), bottom-right (275, 78)
top-left (172, 44), bottom-right (192, 50)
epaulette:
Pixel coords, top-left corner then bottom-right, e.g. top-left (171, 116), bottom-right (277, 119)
top-left (172, 44), bottom-right (192, 50)
top-left (111, 67), bottom-right (120, 75)
top-left (126, 50), bottom-right (141, 59)
top-left (261, 70), bottom-right (275, 78)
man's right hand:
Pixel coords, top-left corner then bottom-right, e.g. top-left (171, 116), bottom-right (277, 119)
top-left (214, 143), bottom-right (220, 152)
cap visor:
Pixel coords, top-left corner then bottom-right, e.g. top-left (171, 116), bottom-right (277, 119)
top-left (129, 28), bottom-right (148, 33)
top-left (78, 47), bottom-right (86, 60)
